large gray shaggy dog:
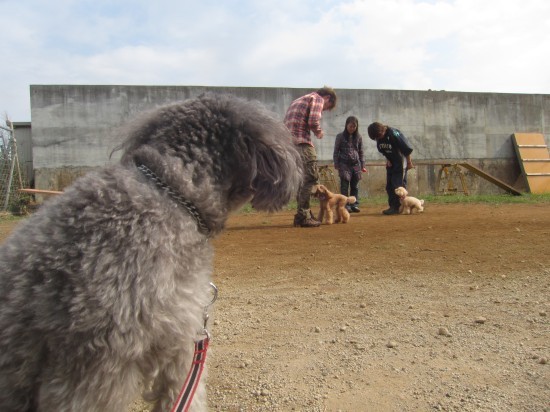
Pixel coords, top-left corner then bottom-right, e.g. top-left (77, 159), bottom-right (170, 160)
top-left (0, 93), bottom-right (302, 411)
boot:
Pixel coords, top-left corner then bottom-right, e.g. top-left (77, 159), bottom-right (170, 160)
top-left (293, 213), bottom-right (304, 227)
top-left (294, 211), bottom-right (321, 227)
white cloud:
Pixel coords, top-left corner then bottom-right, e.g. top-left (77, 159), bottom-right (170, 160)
top-left (1, 0), bottom-right (549, 122)
top-left (446, 0), bottom-right (550, 93)
top-left (74, 46), bottom-right (218, 84)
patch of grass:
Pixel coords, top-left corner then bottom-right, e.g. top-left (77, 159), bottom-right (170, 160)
top-left (5, 193), bottom-right (548, 220)
top-left (421, 193), bottom-right (550, 204)
top-left (0, 212), bottom-right (26, 223)
top-left (236, 192), bottom-right (550, 213)
top-left (238, 204), bottom-right (256, 214)
top-left (366, 193), bottom-right (550, 205)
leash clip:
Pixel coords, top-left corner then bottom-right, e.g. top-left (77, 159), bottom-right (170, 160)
top-left (201, 282), bottom-right (218, 339)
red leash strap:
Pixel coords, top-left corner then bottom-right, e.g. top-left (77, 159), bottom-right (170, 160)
top-left (170, 283), bottom-right (217, 412)
top-left (170, 337), bottom-right (210, 412)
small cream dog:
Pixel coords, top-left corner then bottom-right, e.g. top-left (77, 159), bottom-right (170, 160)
top-left (395, 186), bottom-right (424, 214)
top-left (312, 184), bottom-right (356, 224)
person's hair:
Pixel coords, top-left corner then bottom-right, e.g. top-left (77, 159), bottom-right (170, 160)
top-left (344, 116), bottom-right (359, 136)
top-left (316, 86), bottom-right (337, 110)
top-left (367, 122), bottom-right (386, 140)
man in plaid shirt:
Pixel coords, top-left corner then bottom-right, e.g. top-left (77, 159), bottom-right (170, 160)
top-left (284, 86), bottom-right (337, 227)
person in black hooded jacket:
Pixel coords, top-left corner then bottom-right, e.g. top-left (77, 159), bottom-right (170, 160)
top-left (367, 122), bottom-right (415, 215)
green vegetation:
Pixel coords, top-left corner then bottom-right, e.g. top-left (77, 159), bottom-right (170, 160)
top-left (0, 213), bottom-right (26, 223)
top-left (420, 193), bottom-right (550, 205)
top-left (1, 193), bottom-right (548, 222)
top-left (237, 192), bottom-right (550, 214)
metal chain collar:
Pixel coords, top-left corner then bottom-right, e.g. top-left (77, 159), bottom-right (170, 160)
top-left (137, 164), bottom-right (212, 236)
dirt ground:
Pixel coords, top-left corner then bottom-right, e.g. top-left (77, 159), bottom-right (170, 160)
top-left (1, 203), bottom-right (549, 411)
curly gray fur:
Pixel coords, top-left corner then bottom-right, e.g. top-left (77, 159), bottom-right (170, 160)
top-left (0, 93), bottom-right (302, 411)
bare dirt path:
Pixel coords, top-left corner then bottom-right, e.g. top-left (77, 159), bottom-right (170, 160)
top-left (207, 204), bottom-right (549, 411)
top-left (1, 203), bottom-right (549, 411)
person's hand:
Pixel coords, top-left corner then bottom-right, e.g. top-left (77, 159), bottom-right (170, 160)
top-left (361, 167), bottom-right (368, 173)
top-left (406, 161), bottom-right (414, 170)
top-left (318, 130), bottom-right (324, 139)
top-left (386, 160), bottom-right (392, 168)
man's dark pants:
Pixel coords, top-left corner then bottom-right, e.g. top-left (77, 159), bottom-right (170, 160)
top-left (386, 166), bottom-right (407, 210)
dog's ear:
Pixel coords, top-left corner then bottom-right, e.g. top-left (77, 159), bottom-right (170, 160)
top-left (246, 136), bottom-right (302, 212)
top-left (311, 185), bottom-right (319, 196)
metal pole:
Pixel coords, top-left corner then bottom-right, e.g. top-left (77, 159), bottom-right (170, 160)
top-left (10, 125), bottom-right (24, 189)
top-left (3, 136), bottom-right (16, 211)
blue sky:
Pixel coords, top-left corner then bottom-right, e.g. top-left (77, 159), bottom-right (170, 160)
top-left (2, 0), bottom-right (549, 122)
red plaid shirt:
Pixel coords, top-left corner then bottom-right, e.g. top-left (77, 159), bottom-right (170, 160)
top-left (283, 92), bottom-right (324, 146)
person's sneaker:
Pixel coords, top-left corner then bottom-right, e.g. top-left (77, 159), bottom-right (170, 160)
top-left (382, 208), bottom-right (399, 215)
top-left (350, 205), bottom-right (360, 213)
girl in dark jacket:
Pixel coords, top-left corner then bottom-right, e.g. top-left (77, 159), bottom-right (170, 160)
top-left (333, 116), bottom-right (367, 212)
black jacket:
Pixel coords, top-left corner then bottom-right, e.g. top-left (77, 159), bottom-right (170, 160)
top-left (376, 127), bottom-right (413, 170)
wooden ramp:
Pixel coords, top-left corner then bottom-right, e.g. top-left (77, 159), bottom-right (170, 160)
top-left (512, 133), bottom-right (550, 194)
top-left (432, 162), bottom-right (522, 196)
top-left (458, 162), bottom-right (522, 196)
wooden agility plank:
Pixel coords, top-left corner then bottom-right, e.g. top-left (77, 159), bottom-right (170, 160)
top-left (513, 133), bottom-right (547, 146)
top-left (516, 147), bottom-right (550, 160)
top-left (522, 161), bottom-right (550, 174)
top-left (18, 188), bottom-right (63, 195)
top-left (458, 162), bottom-right (522, 196)
top-left (512, 133), bottom-right (550, 194)
top-left (523, 176), bottom-right (550, 193)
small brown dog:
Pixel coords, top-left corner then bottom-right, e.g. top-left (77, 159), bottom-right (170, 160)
top-left (395, 186), bottom-right (424, 214)
top-left (312, 184), bottom-right (357, 224)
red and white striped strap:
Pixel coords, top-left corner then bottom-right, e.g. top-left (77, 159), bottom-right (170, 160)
top-left (170, 337), bottom-right (210, 412)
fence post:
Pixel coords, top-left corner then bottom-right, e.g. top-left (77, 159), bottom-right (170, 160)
top-left (1, 122), bottom-right (23, 211)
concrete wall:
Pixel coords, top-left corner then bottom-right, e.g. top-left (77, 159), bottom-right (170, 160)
top-left (30, 85), bottom-right (549, 196)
